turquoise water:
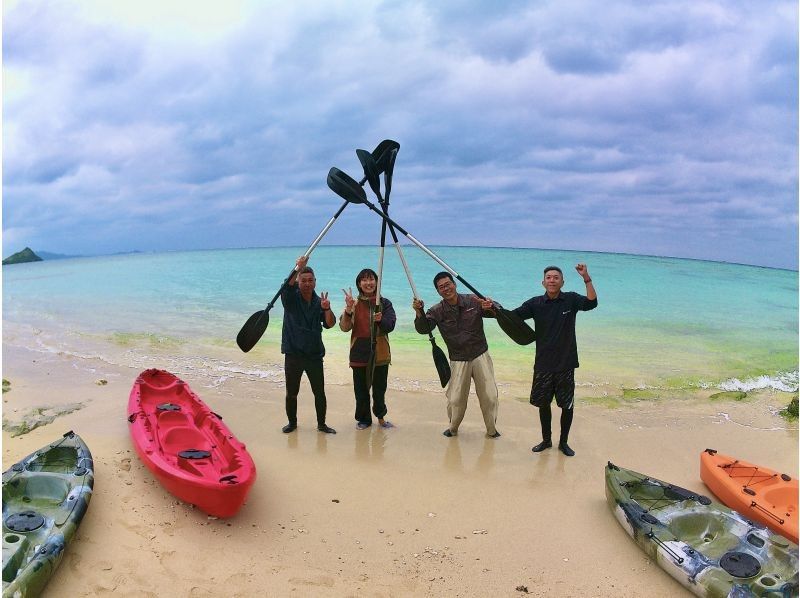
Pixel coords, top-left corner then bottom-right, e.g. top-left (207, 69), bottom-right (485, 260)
top-left (3, 246), bottom-right (797, 393)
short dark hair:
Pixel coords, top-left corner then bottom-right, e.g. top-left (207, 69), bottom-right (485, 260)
top-left (543, 266), bottom-right (562, 277)
top-left (356, 268), bottom-right (378, 292)
top-left (299, 266), bottom-right (315, 277)
top-left (433, 271), bottom-right (454, 289)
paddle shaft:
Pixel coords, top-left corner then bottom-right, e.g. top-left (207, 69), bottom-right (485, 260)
top-left (380, 201), bottom-right (432, 329)
top-left (261, 186), bottom-right (364, 312)
top-left (357, 199), bottom-right (490, 300)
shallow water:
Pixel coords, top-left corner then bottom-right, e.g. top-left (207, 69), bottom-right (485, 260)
top-left (3, 246), bottom-right (797, 396)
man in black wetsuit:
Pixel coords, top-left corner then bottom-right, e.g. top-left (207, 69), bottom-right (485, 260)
top-left (512, 264), bottom-right (597, 456)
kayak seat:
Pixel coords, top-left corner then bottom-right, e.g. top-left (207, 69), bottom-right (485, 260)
top-left (156, 409), bottom-right (192, 427)
top-left (762, 487), bottom-right (796, 515)
top-left (159, 427), bottom-right (210, 456)
top-left (14, 477), bottom-right (71, 504)
top-left (666, 511), bottom-right (740, 559)
top-left (140, 369), bottom-right (181, 391)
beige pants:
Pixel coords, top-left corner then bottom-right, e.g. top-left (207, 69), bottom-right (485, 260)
top-left (445, 351), bottom-right (498, 435)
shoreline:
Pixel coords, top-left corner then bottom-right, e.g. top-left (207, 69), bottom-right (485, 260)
top-left (2, 331), bottom-right (797, 596)
top-left (3, 318), bottom-right (797, 407)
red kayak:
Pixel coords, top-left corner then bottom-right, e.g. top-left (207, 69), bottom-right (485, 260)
top-left (127, 369), bottom-right (256, 517)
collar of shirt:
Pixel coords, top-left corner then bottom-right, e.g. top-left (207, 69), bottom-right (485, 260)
top-left (543, 292), bottom-right (563, 303)
top-left (444, 294), bottom-right (472, 310)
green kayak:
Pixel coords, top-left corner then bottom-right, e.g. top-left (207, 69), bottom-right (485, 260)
top-left (2, 431), bottom-right (94, 597)
top-left (605, 461), bottom-right (798, 597)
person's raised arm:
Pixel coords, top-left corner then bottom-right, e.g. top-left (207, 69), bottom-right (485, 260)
top-left (288, 255), bottom-right (309, 287)
top-left (575, 263), bottom-right (596, 302)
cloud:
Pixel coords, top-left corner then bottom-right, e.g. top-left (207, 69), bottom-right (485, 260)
top-left (2, 0), bottom-right (797, 268)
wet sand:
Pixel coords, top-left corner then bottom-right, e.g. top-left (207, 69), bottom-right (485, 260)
top-left (2, 339), bottom-right (797, 597)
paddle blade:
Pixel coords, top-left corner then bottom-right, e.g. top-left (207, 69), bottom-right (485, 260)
top-left (356, 149), bottom-right (382, 200)
top-left (495, 307), bottom-right (536, 345)
top-left (327, 167), bottom-right (367, 204)
top-left (383, 148), bottom-right (398, 201)
top-left (431, 340), bottom-right (451, 387)
top-left (373, 140), bottom-right (400, 171)
top-left (237, 310), bottom-right (269, 352)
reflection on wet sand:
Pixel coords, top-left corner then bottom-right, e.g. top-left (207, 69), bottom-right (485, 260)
top-left (355, 426), bottom-right (387, 461)
top-left (442, 437), bottom-right (497, 475)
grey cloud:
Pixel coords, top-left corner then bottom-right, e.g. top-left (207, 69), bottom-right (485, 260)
top-left (2, 0), bottom-right (797, 268)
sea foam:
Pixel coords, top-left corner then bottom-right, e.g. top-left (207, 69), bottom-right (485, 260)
top-left (716, 371), bottom-right (798, 393)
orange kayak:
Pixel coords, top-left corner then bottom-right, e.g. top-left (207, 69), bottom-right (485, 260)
top-left (701, 448), bottom-right (798, 544)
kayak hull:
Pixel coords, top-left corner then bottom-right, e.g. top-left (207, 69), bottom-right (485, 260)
top-left (127, 369), bottom-right (256, 518)
top-left (2, 431), bottom-right (94, 598)
top-left (701, 449), bottom-right (798, 544)
top-left (605, 461), bottom-right (798, 597)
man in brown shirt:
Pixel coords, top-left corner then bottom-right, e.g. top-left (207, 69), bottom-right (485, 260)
top-left (412, 272), bottom-right (500, 438)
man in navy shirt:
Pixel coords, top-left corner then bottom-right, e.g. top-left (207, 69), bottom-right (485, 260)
top-left (280, 255), bottom-right (337, 434)
top-left (513, 264), bottom-right (597, 456)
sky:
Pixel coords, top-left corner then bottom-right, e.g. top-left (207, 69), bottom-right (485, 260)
top-left (3, 0), bottom-right (798, 269)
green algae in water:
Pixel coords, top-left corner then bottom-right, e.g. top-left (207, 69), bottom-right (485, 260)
top-left (780, 396), bottom-right (798, 421)
top-left (622, 388), bottom-right (663, 400)
top-left (110, 331), bottom-right (186, 348)
top-left (708, 391), bottom-right (748, 401)
top-left (584, 395), bottom-right (624, 408)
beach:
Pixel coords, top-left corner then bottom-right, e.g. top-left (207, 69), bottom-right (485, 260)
top-left (3, 317), bottom-right (797, 597)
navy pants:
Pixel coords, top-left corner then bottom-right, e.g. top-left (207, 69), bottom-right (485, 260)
top-left (285, 354), bottom-right (327, 426)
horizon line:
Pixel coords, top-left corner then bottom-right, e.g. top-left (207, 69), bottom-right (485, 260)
top-left (11, 244), bottom-right (797, 273)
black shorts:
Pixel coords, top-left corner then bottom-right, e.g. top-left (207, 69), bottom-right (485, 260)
top-left (530, 369), bottom-right (575, 409)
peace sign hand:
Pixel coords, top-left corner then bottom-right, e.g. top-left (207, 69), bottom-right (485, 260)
top-left (320, 291), bottom-right (331, 311)
top-left (342, 287), bottom-right (355, 314)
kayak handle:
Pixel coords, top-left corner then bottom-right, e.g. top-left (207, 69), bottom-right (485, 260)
top-left (645, 531), bottom-right (684, 564)
top-left (750, 501), bottom-right (785, 525)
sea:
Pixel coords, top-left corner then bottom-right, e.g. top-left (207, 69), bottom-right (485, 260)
top-left (2, 246), bottom-right (797, 400)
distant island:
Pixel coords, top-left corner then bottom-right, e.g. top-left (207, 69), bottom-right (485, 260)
top-left (3, 247), bottom-right (43, 265)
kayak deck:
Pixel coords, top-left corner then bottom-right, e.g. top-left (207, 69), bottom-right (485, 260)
top-left (605, 461), bottom-right (798, 597)
top-left (2, 431), bottom-right (94, 597)
top-left (701, 449), bottom-right (798, 544)
top-left (128, 369), bottom-right (256, 518)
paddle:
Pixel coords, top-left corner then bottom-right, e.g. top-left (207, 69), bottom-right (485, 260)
top-left (356, 148), bottom-right (387, 389)
top-left (236, 140), bottom-right (399, 353)
top-left (326, 167), bottom-right (536, 346)
top-left (359, 148), bottom-right (451, 386)
top-left (236, 201), bottom-right (348, 352)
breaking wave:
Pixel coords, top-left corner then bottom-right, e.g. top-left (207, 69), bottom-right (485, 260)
top-left (714, 371), bottom-right (798, 393)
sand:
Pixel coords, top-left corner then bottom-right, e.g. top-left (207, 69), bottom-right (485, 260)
top-left (2, 339), bottom-right (798, 597)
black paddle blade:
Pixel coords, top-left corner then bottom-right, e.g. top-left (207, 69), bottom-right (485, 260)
top-left (327, 167), bottom-right (367, 204)
top-left (356, 149), bottom-right (382, 200)
top-left (431, 340), bottom-right (451, 387)
top-left (495, 307), bottom-right (536, 345)
top-left (237, 310), bottom-right (269, 352)
top-left (373, 140), bottom-right (400, 171)
top-left (383, 148), bottom-right (398, 201)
